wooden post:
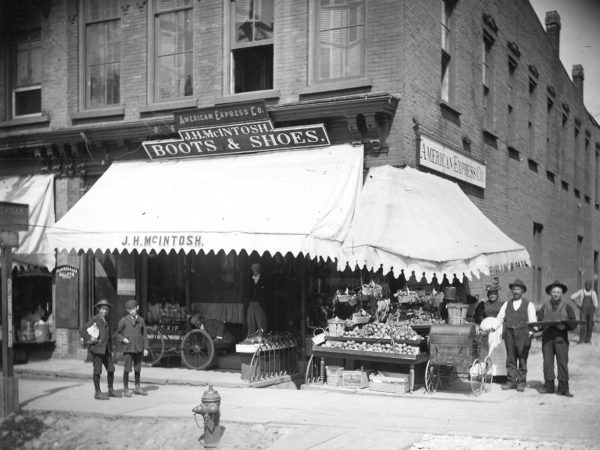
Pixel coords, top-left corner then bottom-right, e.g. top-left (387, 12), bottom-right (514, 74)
top-left (1, 236), bottom-right (19, 416)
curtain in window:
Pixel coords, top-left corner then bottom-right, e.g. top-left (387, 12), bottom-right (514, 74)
top-left (318, 0), bottom-right (365, 81)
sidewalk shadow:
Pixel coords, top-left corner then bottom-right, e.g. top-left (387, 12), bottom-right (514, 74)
top-left (20, 383), bottom-right (83, 408)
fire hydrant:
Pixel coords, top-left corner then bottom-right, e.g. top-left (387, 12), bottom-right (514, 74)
top-left (192, 385), bottom-right (221, 449)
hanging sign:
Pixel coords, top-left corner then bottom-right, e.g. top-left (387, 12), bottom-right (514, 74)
top-left (0, 202), bottom-right (28, 231)
top-left (144, 101), bottom-right (331, 160)
top-left (418, 135), bottom-right (487, 188)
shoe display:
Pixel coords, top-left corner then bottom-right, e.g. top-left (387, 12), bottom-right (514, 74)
top-left (133, 386), bottom-right (148, 396)
top-left (501, 383), bottom-right (515, 390)
top-left (108, 389), bottom-right (122, 398)
top-left (123, 389), bottom-right (132, 398)
top-left (94, 392), bottom-right (109, 400)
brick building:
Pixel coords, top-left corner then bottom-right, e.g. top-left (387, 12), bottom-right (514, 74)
top-left (1, 0), bottom-right (599, 358)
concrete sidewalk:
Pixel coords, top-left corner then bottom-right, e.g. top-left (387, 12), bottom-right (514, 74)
top-left (12, 336), bottom-right (600, 449)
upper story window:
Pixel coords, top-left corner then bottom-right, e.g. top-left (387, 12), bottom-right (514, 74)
top-left (482, 32), bottom-right (495, 131)
top-left (82, 0), bottom-right (121, 109)
top-left (11, 29), bottom-right (42, 118)
top-left (229, 0), bottom-right (274, 93)
top-left (441, 0), bottom-right (456, 103)
top-left (314, 0), bottom-right (365, 83)
top-left (152, 0), bottom-right (193, 101)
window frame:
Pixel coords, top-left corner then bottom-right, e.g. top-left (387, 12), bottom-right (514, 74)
top-left (482, 30), bottom-right (495, 132)
top-left (308, 0), bottom-right (367, 86)
top-left (148, 0), bottom-right (194, 104)
top-left (78, 0), bottom-right (122, 111)
top-left (440, 0), bottom-right (456, 104)
top-left (10, 29), bottom-right (42, 119)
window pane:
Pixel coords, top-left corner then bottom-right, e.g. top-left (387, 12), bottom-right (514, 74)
top-left (14, 88), bottom-right (41, 116)
top-left (107, 21), bottom-right (121, 63)
top-left (87, 0), bottom-right (120, 21)
top-left (235, 0), bottom-right (254, 42)
top-left (88, 65), bottom-right (105, 108)
top-left (254, 0), bottom-right (274, 41)
top-left (158, 14), bottom-right (177, 55)
top-left (15, 49), bottom-right (29, 86)
top-left (106, 63), bottom-right (120, 104)
top-left (177, 10), bottom-right (192, 52)
top-left (30, 46), bottom-right (41, 84)
top-left (87, 23), bottom-right (107, 66)
top-left (158, 0), bottom-right (192, 12)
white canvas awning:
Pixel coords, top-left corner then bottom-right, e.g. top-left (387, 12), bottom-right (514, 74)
top-left (0, 174), bottom-right (56, 269)
top-left (338, 165), bottom-right (530, 280)
top-left (46, 144), bottom-right (363, 260)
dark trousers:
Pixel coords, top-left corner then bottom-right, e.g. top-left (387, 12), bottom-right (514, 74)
top-left (579, 300), bottom-right (595, 343)
top-left (542, 329), bottom-right (569, 392)
top-left (91, 350), bottom-right (115, 392)
top-left (504, 328), bottom-right (530, 386)
top-left (123, 352), bottom-right (143, 372)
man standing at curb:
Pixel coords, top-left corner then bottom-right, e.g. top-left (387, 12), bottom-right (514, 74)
top-left (570, 280), bottom-right (598, 344)
top-left (537, 281), bottom-right (577, 397)
top-left (79, 299), bottom-right (120, 400)
top-left (495, 279), bottom-right (537, 392)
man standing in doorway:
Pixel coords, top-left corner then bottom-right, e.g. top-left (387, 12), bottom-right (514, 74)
top-left (495, 279), bottom-right (537, 392)
top-left (570, 280), bottom-right (598, 343)
top-left (246, 262), bottom-right (268, 336)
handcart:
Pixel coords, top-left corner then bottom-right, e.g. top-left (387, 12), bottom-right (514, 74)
top-left (424, 323), bottom-right (493, 395)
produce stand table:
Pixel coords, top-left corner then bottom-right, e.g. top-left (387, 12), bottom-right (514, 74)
top-left (306, 345), bottom-right (429, 393)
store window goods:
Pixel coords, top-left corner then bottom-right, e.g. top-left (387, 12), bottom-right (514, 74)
top-left (314, 0), bottom-right (365, 83)
top-left (81, 0), bottom-right (121, 109)
top-left (229, 0), bottom-right (274, 93)
top-left (11, 29), bottom-right (42, 118)
top-left (152, 0), bottom-right (193, 101)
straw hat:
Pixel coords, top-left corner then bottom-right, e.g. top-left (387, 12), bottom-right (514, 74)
top-left (94, 299), bottom-right (112, 309)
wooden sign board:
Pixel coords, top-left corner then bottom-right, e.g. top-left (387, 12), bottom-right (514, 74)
top-left (0, 202), bottom-right (29, 231)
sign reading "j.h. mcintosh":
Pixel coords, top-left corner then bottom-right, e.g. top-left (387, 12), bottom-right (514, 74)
top-left (143, 101), bottom-right (331, 160)
top-left (143, 123), bottom-right (330, 160)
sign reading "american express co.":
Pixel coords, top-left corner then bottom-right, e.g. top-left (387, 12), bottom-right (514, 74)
top-left (174, 101), bottom-right (270, 129)
top-left (142, 123), bottom-right (330, 160)
top-left (418, 135), bottom-right (486, 189)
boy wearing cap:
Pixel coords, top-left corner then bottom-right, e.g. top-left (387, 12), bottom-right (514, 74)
top-left (115, 299), bottom-right (149, 397)
top-left (537, 281), bottom-right (578, 397)
top-left (79, 299), bottom-right (120, 400)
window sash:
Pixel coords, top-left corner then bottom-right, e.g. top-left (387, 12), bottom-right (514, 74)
top-left (154, 7), bottom-right (193, 101)
top-left (85, 19), bottom-right (121, 108)
top-left (232, 0), bottom-right (274, 47)
top-left (315, 0), bottom-right (366, 82)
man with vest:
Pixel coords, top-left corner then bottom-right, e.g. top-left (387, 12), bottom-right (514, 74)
top-left (570, 280), bottom-right (598, 344)
top-left (538, 280), bottom-right (578, 397)
top-left (495, 279), bottom-right (537, 392)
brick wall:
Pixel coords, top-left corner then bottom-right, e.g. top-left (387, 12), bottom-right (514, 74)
top-left (1, 0), bottom-right (599, 306)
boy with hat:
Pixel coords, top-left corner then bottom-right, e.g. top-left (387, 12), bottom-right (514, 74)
top-left (79, 299), bottom-right (120, 400)
top-left (115, 299), bottom-right (149, 397)
top-left (537, 281), bottom-right (577, 397)
top-left (495, 279), bottom-right (537, 392)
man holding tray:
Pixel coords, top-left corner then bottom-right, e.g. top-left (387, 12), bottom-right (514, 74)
top-left (537, 280), bottom-right (578, 397)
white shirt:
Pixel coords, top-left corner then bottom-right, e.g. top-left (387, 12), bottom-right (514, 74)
top-left (496, 298), bottom-right (537, 325)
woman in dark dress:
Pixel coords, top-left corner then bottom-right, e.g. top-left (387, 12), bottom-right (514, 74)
top-left (474, 277), bottom-right (503, 324)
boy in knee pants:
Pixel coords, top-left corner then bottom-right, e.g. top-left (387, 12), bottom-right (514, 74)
top-left (116, 299), bottom-right (149, 397)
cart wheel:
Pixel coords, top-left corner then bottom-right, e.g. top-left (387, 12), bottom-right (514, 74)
top-left (144, 326), bottom-right (165, 366)
top-left (425, 360), bottom-right (440, 393)
top-left (483, 356), bottom-right (494, 392)
top-left (470, 359), bottom-right (485, 395)
top-left (181, 329), bottom-right (215, 370)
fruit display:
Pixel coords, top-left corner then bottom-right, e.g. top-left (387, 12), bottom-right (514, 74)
top-left (342, 322), bottom-right (423, 342)
top-left (245, 333), bottom-right (296, 350)
top-left (324, 339), bottom-right (420, 356)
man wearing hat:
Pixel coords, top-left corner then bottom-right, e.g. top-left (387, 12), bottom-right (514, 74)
top-left (537, 281), bottom-right (578, 397)
top-left (474, 277), bottom-right (503, 324)
top-left (495, 279), bottom-right (537, 391)
top-left (79, 299), bottom-right (120, 400)
top-left (115, 299), bottom-right (149, 397)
